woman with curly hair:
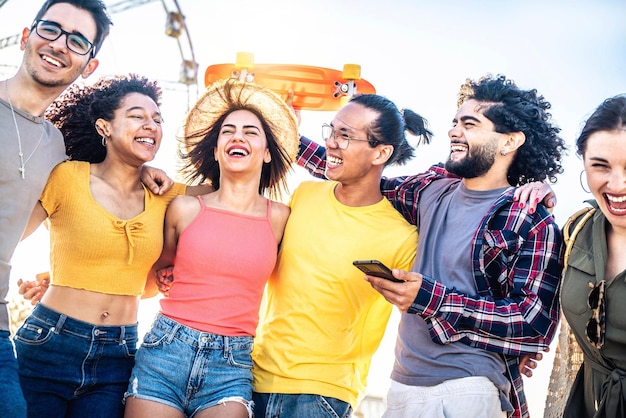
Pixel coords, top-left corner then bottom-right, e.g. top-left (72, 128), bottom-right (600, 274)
top-left (14, 74), bottom-right (205, 418)
top-left (123, 79), bottom-right (298, 418)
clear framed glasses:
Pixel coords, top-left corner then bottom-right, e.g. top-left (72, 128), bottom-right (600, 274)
top-left (32, 20), bottom-right (95, 57)
top-left (586, 280), bottom-right (606, 349)
top-left (321, 123), bottom-right (379, 150)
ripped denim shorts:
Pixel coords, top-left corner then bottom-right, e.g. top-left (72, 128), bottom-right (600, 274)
top-left (125, 313), bottom-right (254, 417)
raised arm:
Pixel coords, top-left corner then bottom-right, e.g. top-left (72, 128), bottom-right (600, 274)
top-left (297, 136), bottom-right (328, 179)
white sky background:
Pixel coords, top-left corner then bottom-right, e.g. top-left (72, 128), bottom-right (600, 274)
top-left (2, 0), bottom-right (625, 416)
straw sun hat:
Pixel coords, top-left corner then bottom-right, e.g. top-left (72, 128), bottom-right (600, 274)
top-left (183, 79), bottom-right (299, 161)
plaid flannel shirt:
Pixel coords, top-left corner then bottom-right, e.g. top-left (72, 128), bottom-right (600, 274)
top-left (297, 136), bottom-right (564, 418)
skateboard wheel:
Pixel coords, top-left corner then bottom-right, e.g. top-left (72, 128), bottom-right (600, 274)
top-left (333, 81), bottom-right (347, 98)
top-left (236, 52), bottom-right (255, 70)
top-left (343, 64), bottom-right (361, 80)
top-left (230, 69), bottom-right (255, 83)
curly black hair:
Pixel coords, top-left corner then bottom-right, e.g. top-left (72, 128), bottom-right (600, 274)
top-left (457, 74), bottom-right (566, 185)
top-left (349, 94), bottom-right (433, 166)
top-left (46, 74), bottom-right (162, 163)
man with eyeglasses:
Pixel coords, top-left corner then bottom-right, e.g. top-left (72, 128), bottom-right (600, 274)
top-left (0, 1), bottom-right (111, 417)
top-left (252, 94), bottom-right (431, 417)
top-left (31, 19), bottom-right (100, 58)
top-left (297, 75), bottom-right (565, 418)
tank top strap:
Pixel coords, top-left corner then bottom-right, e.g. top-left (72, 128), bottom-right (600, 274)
top-left (196, 195), bottom-right (207, 209)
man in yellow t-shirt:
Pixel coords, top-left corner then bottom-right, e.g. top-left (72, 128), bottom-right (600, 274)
top-left (252, 94), bottom-right (432, 416)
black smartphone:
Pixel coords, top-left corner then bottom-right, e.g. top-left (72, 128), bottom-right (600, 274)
top-left (353, 260), bottom-right (403, 283)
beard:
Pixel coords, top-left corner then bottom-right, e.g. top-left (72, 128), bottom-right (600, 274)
top-left (445, 140), bottom-right (497, 179)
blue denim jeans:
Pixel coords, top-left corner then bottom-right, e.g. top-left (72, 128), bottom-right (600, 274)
top-left (0, 330), bottom-right (27, 418)
top-left (252, 393), bottom-right (352, 418)
top-left (125, 313), bottom-right (254, 416)
top-left (14, 304), bottom-right (137, 418)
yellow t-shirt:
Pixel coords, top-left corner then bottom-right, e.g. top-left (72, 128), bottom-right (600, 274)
top-left (40, 161), bottom-right (185, 296)
top-left (253, 180), bottom-right (417, 407)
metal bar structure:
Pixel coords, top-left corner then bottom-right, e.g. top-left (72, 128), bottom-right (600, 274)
top-left (0, 0), bottom-right (197, 88)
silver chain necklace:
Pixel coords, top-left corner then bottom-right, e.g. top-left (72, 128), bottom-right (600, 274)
top-left (5, 80), bottom-right (44, 180)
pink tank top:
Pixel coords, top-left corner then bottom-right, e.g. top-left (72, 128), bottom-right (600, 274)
top-left (160, 196), bottom-right (277, 336)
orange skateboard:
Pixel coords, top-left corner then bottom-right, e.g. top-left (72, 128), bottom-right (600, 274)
top-left (204, 52), bottom-right (376, 111)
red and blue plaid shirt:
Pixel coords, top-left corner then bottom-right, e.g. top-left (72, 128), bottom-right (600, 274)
top-left (297, 136), bottom-right (564, 418)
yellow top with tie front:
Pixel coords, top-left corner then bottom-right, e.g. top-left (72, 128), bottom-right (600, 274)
top-left (40, 161), bottom-right (185, 296)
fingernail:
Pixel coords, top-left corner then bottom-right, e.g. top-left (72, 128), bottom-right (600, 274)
top-left (534, 198), bottom-right (540, 203)
top-left (519, 202), bottom-right (525, 209)
top-left (529, 207), bottom-right (535, 214)
top-left (513, 196), bottom-right (518, 202)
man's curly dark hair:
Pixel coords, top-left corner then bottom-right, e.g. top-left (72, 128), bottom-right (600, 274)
top-left (46, 74), bottom-right (162, 163)
top-left (457, 74), bottom-right (566, 185)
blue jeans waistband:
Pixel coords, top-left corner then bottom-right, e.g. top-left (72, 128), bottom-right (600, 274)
top-left (31, 303), bottom-right (137, 341)
top-left (153, 313), bottom-right (253, 350)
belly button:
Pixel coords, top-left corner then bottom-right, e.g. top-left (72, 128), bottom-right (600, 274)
top-left (101, 311), bottom-right (109, 320)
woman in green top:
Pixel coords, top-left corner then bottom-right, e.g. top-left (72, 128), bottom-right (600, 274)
top-left (561, 94), bottom-right (626, 418)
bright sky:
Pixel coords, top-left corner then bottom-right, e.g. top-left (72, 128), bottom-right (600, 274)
top-left (1, 0), bottom-right (625, 416)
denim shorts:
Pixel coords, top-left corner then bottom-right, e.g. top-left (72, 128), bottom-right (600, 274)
top-left (14, 303), bottom-right (137, 418)
top-left (125, 313), bottom-right (254, 416)
top-left (253, 392), bottom-right (352, 418)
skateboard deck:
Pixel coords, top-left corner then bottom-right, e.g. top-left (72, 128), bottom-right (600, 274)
top-left (204, 53), bottom-right (376, 111)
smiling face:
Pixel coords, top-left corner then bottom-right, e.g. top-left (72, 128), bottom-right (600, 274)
top-left (101, 92), bottom-right (162, 165)
top-left (214, 109), bottom-right (270, 173)
top-left (21, 3), bottom-right (99, 89)
top-left (584, 129), bottom-right (626, 231)
top-left (324, 102), bottom-right (382, 184)
top-left (445, 99), bottom-right (506, 180)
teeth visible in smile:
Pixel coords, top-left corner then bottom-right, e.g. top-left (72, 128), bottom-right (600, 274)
top-left (136, 137), bottom-right (155, 145)
top-left (605, 193), bottom-right (626, 214)
top-left (450, 144), bottom-right (468, 152)
top-left (606, 194), bottom-right (626, 203)
top-left (327, 156), bottom-right (343, 165)
top-left (42, 55), bottom-right (62, 67)
top-left (228, 149), bottom-right (249, 156)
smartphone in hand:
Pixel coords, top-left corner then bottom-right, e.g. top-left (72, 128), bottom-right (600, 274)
top-left (353, 260), bottom-right (403, 283)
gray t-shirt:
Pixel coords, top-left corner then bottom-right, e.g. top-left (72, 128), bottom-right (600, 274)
top-left (391, 178), bottom-right (511, 398)
top-left (0, 98), bottom-right (66, 331)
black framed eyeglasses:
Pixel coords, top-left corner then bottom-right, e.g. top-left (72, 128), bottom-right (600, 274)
top-left (32, 20), bottom-right (96, 57)
top-left (586, 280), bottom-right (606, 349)
top-left (321, 123), bottom-right (380, 150)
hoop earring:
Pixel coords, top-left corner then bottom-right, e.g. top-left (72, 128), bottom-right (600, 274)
top-left (579, 170), bottom-right (590, 193)
top-left (101, 136), bottom-right (108, 147)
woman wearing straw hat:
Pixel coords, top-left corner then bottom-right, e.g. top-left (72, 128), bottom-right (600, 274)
top-left (124, 79), bottom-right (298, 418)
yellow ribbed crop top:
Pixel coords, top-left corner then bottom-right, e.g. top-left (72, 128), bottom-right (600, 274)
top-left (40, 161), bottom-right (185, 296)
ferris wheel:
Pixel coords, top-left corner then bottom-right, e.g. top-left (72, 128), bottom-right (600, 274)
top-left (0, 0), bottom-right (198, 87)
